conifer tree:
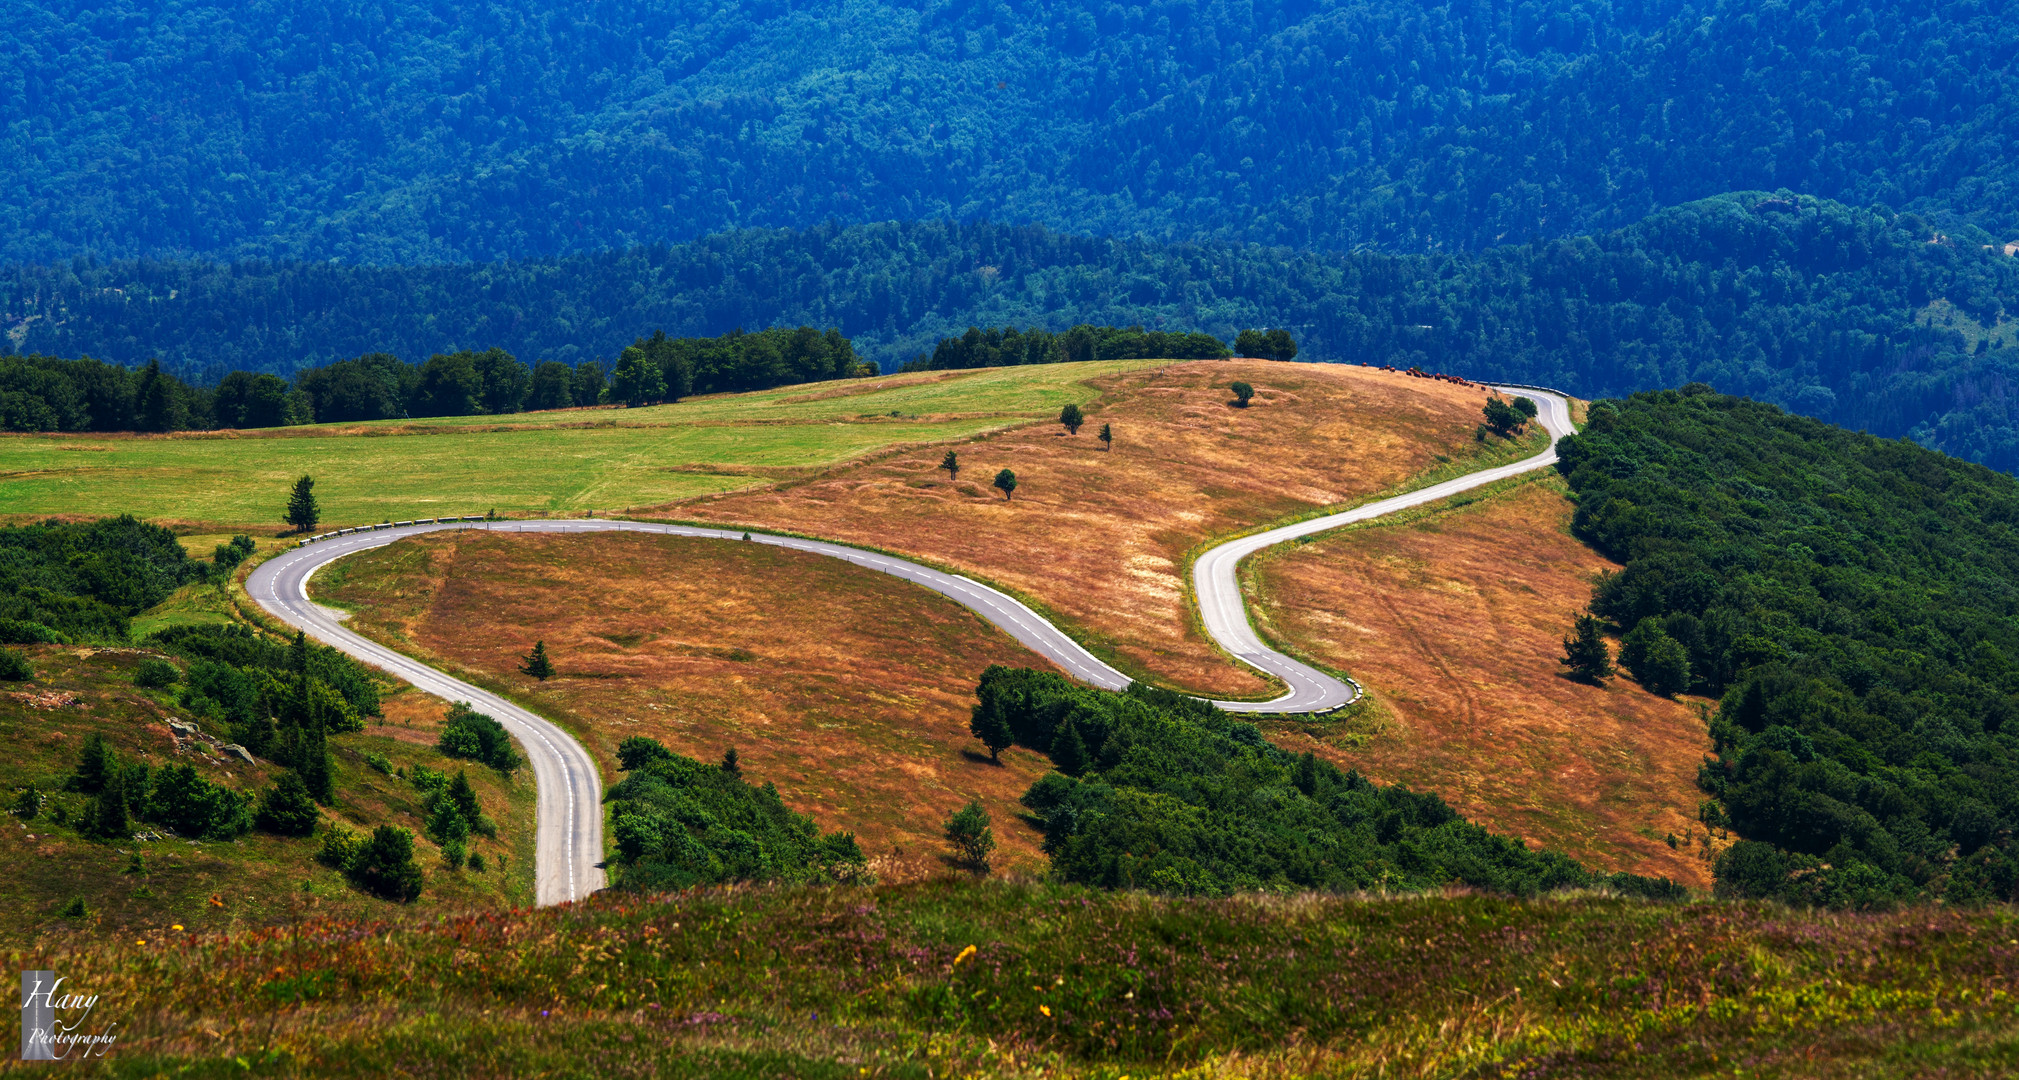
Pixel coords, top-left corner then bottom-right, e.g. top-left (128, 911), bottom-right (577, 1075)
top-left (349, 826), bottom-right (425, 902)
top-left (84, 766), bottom-right (128, 841)
top-left (519, 640), bottom-right (555, 681)
top-left (297, 688), bottom-right (336, 805)
top-left (1560, 614), bottom-right (1614, 683)
top-left (1098, 422), bottom-right (1113, 450)
top-left (285, 475), bottom-right (320, 533)
top-left (447, 770), bottom-right (483, 825)
top-left (993, 468), bottom-right (1018, 500)
top-left (1051, 721), bottom-right (1088, 776)
top-left (73, 732), bottom-right (114, 794)
top-left (940, 449), bottom-right (959, 481)
top-left (721, 746), bottom-right (741, 775)
top-left (1059, 403), bottom-right (1085, 434)
top-left (255, 771), bottom-right (321, 836)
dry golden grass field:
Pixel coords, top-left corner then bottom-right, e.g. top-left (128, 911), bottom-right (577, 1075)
top-left (1247, 476), bottom-right (1717, 887)
top-left (312, 530), bottom-right (1065, 876)
top-left (672, 360), bottom-right (1527, 698)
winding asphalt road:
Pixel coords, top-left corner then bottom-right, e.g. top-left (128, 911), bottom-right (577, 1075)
top-left (249, 385), bottom-right (1571, 905)
top-left (1195, 386), bottom-right (1576, 712)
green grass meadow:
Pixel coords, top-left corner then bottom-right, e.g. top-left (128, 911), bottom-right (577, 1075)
top-left (0, 361), bottom-right (1161, 527)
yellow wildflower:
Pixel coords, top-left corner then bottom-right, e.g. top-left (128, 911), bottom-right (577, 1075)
top-left (1039, 1005), bottom-right (1051, 1017)
top-left (953, 944), bottom-right (977, 966)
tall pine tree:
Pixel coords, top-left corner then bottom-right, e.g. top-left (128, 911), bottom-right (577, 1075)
top-left (519, 640), bottom-right (555, 680)
top-left (1560, 613), bottom-right (1614, 683)
top-left (286, 476), bottom-right (320, 533)
top-left (296, 681), bottom-right (336, 805)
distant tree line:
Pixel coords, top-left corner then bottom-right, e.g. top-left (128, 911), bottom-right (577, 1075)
top-left (1557, 386), bottom-right (2019, 907)
top-left (905, 324), bottom-right (1234, 371)
top-left (0, 326), bottom-right (861, 432)
top-left (11, 201), bottom-right (2019, 467)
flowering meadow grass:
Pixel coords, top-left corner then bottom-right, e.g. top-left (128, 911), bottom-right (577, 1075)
top-left (19, 879), bottom-right (2019, 1077)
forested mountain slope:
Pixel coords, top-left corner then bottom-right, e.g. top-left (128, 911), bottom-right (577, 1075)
top-left (14, 196), bottom-right (2019, 467)
top-left (1558, 386), bottom-right (2019, 905)
top-left (4, 0), bottom-right (2014, 264)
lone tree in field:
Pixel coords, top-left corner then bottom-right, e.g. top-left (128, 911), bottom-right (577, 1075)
top-left (940, 449), bottom-right (960, 482)
top-left (944, 799), bottom-right (996, 873)
top-left (1560, 613), bottom-right (1614, 683)
top-left (519, 640), bottom-right (555, 681)
top-left (1482, 397), bottom-right (1525, 437)
top-left (1230, 381), bottom-right (1255, 407)
top-left (970, 704), bottom-right (1014, 763)
top-left (992, 468), bottom-right (1018, 500)
top-left (285, 475), bottom-right (319, 533)
top-left (1098, 422), bottom-right (1113, 450)
top-left (1059, 403), bottom-right (1085, 434)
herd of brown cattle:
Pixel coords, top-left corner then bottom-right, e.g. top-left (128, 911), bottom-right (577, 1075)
top-left (1360, 362), bottom-right (1479, 388)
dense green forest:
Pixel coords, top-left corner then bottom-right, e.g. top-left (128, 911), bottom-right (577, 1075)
top-left (1557, 387), bottom-right (2019, 906)
top-left (11, 197), bottom-right (2019, 466)
top-left (969, 667), bottom-right (1684, 898)
top-left (2, 0), bottom-right (2013, 265)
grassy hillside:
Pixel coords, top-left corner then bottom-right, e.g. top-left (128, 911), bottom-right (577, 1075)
top-left (1249, 474), bottom-right (1713, 887)
top-left (311, 529), bottom-right (1064, 876)
top-left (681, 360), bottom-right (1542, 696)
top-left (0, 645), bottom-right (535, 938)
top-left (22, 880), bottom-right (2019, 1077)
top-left (0, 361), bottom-right (1158, 527)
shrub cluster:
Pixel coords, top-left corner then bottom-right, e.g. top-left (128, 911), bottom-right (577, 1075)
top-left (971, 668), bottom-right (1682, 899)
top-left (68, 732), bottom-right (253, 842)
top-left (437, 704), bottom-right (521, 775)
top-left (0, 516), bottom-right (210, 643)
top-left (605, 739), bottom-right (866, 891)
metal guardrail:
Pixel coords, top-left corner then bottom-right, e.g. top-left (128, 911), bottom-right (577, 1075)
top-left (296, 516), bottom-right (493, 546)
top-left (1489, 381), bottom-right (1577, 400)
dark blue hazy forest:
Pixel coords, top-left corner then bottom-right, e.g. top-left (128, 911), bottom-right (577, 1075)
top-left (4, 0), bottom-right (2019, 463)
